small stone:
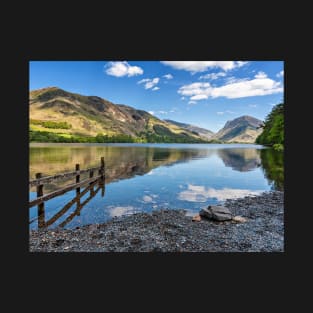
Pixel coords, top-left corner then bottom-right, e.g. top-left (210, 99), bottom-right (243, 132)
top-left (151, 247), bottom-right (162, 252)
top-left (192, 214), bottom-right (201, 222)
top-left (64, 246), bottom-right (70, 250)
top-left (232, 216), bottom-right (247, 223)
top-left (200, 205), bottom-right (232, 221)
top-left (131, 238), bottom-right (142, 245)
top-left (55, 239), bottom-right (65, 246)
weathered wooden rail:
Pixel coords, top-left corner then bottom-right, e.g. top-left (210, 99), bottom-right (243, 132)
top-left (29, 157), bottom-right (105, 229)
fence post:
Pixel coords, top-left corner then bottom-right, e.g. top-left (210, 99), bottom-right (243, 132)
top-left (89, 170), bottom-right (94, 195)
top-left (100, 157), bottom-right (105, 197)
top-left (75, 164), bottom-right (80, 194)
top-left (75, 164), bottom-right (81, 213)
top-left (36, 173), bottom-right (45, 229)
top-left (100, 157), bottom-right (105, 182)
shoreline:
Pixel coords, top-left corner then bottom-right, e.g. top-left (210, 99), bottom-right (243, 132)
top-left (29, 191), bottom-right (284, 252)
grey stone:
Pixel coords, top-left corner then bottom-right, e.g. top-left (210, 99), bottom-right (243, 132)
top-left (232, 216), bottom-right (247, 223)
top-left (200, 205), bottom-right (232, 221)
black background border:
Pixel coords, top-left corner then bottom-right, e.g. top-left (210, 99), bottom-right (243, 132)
top-left (3, 3), bottom-right (304, 305)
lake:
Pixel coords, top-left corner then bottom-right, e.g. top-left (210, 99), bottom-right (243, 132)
top-left (29, 143), bottom-right (283, 230)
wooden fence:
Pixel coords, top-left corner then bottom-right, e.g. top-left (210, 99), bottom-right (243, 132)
top-left (29, 157), bottom-right (105, 229)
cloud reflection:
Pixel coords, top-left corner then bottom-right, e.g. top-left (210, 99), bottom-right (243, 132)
top-left (142, 194), bottom-right (159, 203)
top-left (109, 206), bottom-right (138, 217)
top-left (178, 184), bottom-right (262, 202)
top-left (143, 195), bottom-right (153, 203)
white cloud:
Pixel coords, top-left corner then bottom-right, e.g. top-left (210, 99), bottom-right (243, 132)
top-left (181, 97), bottom-right (186, 100)
top-left (199, 72), bottom-right (227, 80)
top-left (152, 86), bottom-right (160, 91)
top-left (225, 76), bottom-right (249, 84)
top-left (161, 61), bottom-right (247, 73)
top-left (188, 101), bottom-right (197, 105)
top-left (217, 110), bottom-right (234, 115)
top-left (163, 74), bottom-right (173, 79)
top-left (150, 110), bottom-right (171, 115)
top-left (254, 71), bottom-right (267, 79)
top-left (236, 61), bottom-right (249, 67)
top-left (276, 70), bottom-right (284, 78)
top-left (105, 61), bottom-right (143, 77)
top-left (180, 82), bottom-right (211, 96)
top-left (178, 72), bottom-right (283, 101)
top-left (138, 77), bottom-right (159, 89)
top-left (178, 185), bottom-right (262, 202)
top-left (190, 94), bottom-right (208, 101)
top-left (138, 78), bottom-right (150, 84)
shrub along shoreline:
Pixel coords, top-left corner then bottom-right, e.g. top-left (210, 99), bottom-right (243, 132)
top-left (256, 103), bottom-right (284, 151)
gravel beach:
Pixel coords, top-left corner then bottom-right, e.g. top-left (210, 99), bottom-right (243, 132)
top-left (29, 191), bottom-right (284, 252)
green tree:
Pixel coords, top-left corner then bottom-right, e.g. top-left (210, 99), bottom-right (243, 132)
top-left (256, 103), bottom-right (284, 147)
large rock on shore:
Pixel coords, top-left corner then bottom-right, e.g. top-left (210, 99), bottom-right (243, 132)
top-left (200, 205), bottom-right (232, 221)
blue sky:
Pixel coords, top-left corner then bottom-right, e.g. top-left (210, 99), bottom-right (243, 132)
top-left (30, 61), bottom-right (284, 132)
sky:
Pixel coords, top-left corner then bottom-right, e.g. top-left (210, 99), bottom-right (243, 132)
top-left (30, 61), bottom-right (284, 132)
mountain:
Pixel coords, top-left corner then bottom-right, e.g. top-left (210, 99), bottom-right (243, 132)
top-left (213, 115), bottom-right (263, 143)
top-left (164, 119), bottom-right (215, 140)
top-left (29, 87), bottom-right (207, 143)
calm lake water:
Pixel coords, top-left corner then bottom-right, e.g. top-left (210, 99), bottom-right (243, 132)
top-left (29, 143), bottom-right (283, 230)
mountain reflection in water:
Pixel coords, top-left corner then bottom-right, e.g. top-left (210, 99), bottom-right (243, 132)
top-left (218, 148), bottom-right (261, 172)
top-left (29, 144), bottom-right (283, 229)
top-left (30, 144), bottom-right (212, 192)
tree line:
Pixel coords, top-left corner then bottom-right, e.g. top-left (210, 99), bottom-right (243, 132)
top-left (256, 103), bottom-right (284, 150)
top-left (29, 130), bottom-right (211, 143)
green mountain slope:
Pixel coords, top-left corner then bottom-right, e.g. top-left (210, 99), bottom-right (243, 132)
top-left (29, 87), bottom-right (208, 143)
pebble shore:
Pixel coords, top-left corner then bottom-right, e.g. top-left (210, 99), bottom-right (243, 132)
top-left (29, 191), bottom-right (284, 252)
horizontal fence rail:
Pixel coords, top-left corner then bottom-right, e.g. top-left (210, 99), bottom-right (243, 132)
top-left (29, 174), bottom-right (102, 208)
top-left (29, 157), bottom-right (105, 229)
top-left (29, 166), bottom-right (102, 187)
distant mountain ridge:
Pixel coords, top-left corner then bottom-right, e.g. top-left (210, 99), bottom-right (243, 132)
top-left (212, 115), bottom-right (263, 143)
top-left (164, 119), bottom-right (214, 140)
top-left (29, 87), bottom-right (263, 143)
